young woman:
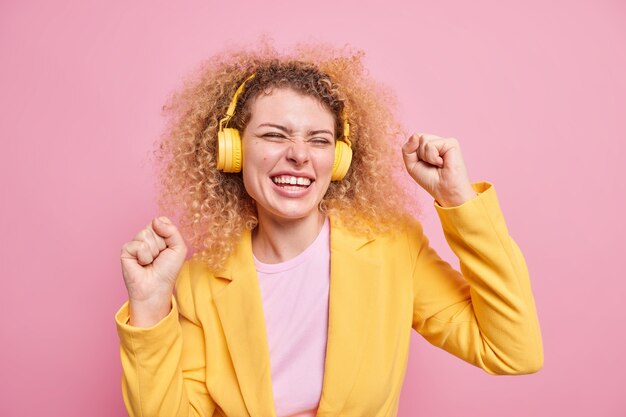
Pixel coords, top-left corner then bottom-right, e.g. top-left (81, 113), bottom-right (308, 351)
top-left (116, 43), bottom-right (543, 417)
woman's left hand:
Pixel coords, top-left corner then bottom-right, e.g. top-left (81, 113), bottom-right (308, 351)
top-left (402, 133), bottom-right (477, 207)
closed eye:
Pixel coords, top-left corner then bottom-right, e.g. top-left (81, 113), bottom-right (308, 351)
top-left (261, 132), bottom-right (287, 140)
top-left (310, 137), bottom-right (332, 145)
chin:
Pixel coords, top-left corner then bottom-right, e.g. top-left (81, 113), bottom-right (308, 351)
top-left (263, 202), bottom-right (323, 223)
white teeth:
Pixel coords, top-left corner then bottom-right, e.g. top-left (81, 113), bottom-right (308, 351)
top-left (272, 175), bottom-right (311, 186)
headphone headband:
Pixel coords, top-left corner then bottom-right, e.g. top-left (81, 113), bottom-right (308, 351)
top-left (226, 74), bottom-right (256, 118)
top-left (341, 108), bottom-right (351, 147)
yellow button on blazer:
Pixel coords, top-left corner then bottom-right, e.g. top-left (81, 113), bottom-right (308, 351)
top-left (116, 182), bottom-right (543, 417)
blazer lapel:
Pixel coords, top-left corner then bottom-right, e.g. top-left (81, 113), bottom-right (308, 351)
top-left (316, 218), bottom-right (380, 416)
top-left (212, 229), bottom-right (277, 417)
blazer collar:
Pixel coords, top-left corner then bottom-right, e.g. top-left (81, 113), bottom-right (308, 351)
top-left (212, 217), bottom-right (379, 417)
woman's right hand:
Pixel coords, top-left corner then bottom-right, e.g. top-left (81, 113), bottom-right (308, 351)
top-left (120, 217), bottom-right (187, 327)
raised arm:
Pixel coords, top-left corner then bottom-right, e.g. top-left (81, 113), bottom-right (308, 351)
top-left (402, 133), bottom-right (543, 374)
top-left (116, 218), bottom-right (216, 416)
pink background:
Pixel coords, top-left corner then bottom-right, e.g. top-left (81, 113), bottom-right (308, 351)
top-left (1, 1), bottom-right (625, 416)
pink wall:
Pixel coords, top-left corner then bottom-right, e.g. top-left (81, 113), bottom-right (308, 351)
top-left (1, 1), bottom-right (624, 416)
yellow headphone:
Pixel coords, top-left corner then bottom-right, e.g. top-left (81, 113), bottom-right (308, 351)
top-left (217, 74), bottom-right (353, 181)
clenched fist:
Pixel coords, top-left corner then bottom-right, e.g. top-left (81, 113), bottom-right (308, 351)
top-left (120, 216), bottom-right (187, 327)
top-left (402, 133), bottom-right (477, 207)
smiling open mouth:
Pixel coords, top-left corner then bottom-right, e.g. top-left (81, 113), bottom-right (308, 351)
top-left (271, 175), bottom-right (312, 188)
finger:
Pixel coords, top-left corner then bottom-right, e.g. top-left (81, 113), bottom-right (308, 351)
top-left (418, 136), bottom-right (444, 167)
top-left (425, 142), bottom-right (445, 167)
top-left (417, 132), bottom-right (443, 142)
top-left (133, 227), bottom-right (160, 259)
top-left (402, 133), bottom-right (421, 155)
top-left (143, 225), bottom-right (167, 255)
top-left (152, 217), bottom-right (186, 252)
top-left (402, 135), bottom-right (421, 168)
top-left (425, 137), bottom-right (461, 160)
top-left (417, 133), bottom-right (460, 153)
top-left (121, 241), bottom-right (137, 259)
top-left (136, 241), bottom-right (155, 266)
top-left (133, 224), bottom-right (167, 252)
top-left (122, 240), bottom-right (154, 266)
top-left (147, 226), bottom-right (167, 252)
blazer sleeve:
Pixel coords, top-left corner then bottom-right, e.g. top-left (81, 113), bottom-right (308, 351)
top-left (115, 262), bottom-right (217, 416)
top-left (410, 182), bottom-right (544, 375)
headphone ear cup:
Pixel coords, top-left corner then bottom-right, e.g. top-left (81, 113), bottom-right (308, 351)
top-left (229, 128), bottom-right (243, 173)
top-left (217, 130), bottom-right (226, 171)
top-left (332, 140), bottom-right (353, 181)
top-left (217, 128), bottom-right (243, 173)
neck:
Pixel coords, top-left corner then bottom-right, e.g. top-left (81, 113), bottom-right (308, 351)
top-left (252, 210), bottom-right (326, 264)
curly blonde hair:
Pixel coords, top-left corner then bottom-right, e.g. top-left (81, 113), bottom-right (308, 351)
top-left (157, 41), bottom-right (420, 271)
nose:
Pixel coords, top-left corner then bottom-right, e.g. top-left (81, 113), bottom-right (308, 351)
top-left (285, 139), bottom-right (310, 166)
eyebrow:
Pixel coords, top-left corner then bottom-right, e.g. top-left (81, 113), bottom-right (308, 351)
top-left (256, 123), bottom-right (334, 137)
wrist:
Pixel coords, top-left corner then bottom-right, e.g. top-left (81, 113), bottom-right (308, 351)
top-left (128, 297), bottom-right (172, 328)
top-left (435, 186), bottom-right (477, 207)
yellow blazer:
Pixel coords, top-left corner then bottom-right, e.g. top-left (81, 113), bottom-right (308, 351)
top-left (115, 182), bottom-right (543, 417)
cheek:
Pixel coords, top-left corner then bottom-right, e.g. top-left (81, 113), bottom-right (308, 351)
top-left (317, 150), bottom-right (336, 176)
top-left (241, 150), bottom-right (271, 196)
top-left (243, 142), bottom-right (280, 167)
top-left (241, 171), bottom-right (263, 206)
